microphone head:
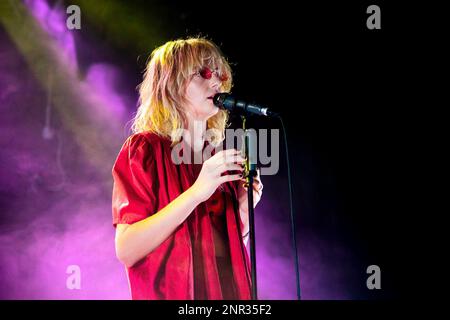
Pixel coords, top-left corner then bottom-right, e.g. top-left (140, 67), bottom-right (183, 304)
top-left (212, 92), bottom-right (229, 108)
top-left (213, 92), bottom-right (279, 117)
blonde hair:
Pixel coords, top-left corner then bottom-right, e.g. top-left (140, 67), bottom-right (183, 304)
top-left (131, 37), bottom-right (233, 147)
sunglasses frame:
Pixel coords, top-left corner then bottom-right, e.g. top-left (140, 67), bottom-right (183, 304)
top-left (195, 66), bottom-right (229, 82)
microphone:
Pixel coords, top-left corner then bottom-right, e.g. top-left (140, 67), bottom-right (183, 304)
top-left (213, 93), bottom-right (279, 117)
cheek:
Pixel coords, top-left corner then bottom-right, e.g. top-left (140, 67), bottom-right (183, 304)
top-left (186, 83), bottom-right (199, 101)
top-left (186, 80), bottom-right (207, 104)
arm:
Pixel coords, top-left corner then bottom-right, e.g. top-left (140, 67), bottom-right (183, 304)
top-left (115, 148), bottom-right (245, 268)
top-left (240, 210), bottom-right (250, 246)
top-left (237, 169), bottom-right (263, 247)
top-left (115, 186), bottom-right (201, 268)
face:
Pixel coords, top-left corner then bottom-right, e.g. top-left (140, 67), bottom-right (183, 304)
top-left (185, 66), bottom-right (227, 121)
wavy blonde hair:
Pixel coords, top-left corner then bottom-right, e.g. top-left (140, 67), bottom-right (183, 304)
top-left (131, 37), bottom-right (233, 147)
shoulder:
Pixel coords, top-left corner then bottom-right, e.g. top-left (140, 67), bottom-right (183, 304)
top-left (122, 131), bottom-right (166, 149)
top-left (126, 131), bottom-right (171, 147)
top-left (120, 131), bottom-right (172, 160)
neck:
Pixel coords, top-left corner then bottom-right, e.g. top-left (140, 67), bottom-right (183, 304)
top-left (184, 113), bottom-right (207, 154)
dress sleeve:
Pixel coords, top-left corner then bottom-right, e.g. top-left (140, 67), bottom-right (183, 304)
top-left (111, 134), bottom-right (159, 227)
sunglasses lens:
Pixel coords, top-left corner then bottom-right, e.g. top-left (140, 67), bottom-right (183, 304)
top-left (219, 74), bottom-right (229, 82)
top-left (199, 67), bottom-right (212, 79)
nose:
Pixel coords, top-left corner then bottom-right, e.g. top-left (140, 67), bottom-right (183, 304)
top-left (210, 74), bottom-right (221, 90)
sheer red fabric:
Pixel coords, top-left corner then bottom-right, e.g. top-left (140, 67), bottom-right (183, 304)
top-left (112, 132), bottom-right (251, 299)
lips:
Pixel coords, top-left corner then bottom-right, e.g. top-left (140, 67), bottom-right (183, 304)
top-left (207, 92), bottom-right (218, 100)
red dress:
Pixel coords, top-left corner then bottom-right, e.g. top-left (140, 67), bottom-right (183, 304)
top-left (111, 132), bottom-right (252, 299)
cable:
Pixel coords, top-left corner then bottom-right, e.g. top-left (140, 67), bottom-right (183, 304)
top-left (277, 115), bottom-right (301, 300)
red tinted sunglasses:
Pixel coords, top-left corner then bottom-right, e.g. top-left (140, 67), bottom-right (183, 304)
top-left (196, 66), bottom-right (229, 82)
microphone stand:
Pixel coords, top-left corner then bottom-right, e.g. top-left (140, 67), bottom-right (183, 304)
top-left (241, 115), bottom-right (258, 300)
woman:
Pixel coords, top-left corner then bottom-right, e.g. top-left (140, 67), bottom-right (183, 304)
top-left (112, 38), bottom-right (263, 300)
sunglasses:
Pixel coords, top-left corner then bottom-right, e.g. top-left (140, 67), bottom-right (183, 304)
top-left (195, 66), bottom-right (229, 82)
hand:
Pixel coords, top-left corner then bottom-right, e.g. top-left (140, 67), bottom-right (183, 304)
top-left (191, 149), bottom-right (245, 203)
top-left (238, 168), bottom-right (263, 214)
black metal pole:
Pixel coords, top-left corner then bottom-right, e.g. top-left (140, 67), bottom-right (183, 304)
top-left (247, 165), bottom-right (258, 300)
top-left (242, 115), bottom-right (258, 300)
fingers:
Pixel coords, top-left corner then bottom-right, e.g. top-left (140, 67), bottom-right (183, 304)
top-left (241, 168), bottom-right (262, 183)
top-left (241, 173), bottom-right (263, 193)
top-left (254, 175), bottom-right (263, 191)
top-left (220, 173), bottom-right (242, 183)
top-left (212, 149), bottom-right (246, 167)
top-left (242, 181), bottom-right (263, 193)
top-left (214, 148), bottom-right (242, 159)
top-left (217, 162), bottom-right (244, 174)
